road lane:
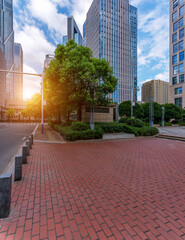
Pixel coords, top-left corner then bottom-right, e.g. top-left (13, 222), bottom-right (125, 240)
top-left (0, 124), bottom-right (37, 175)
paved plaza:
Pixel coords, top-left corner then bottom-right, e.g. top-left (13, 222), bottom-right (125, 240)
top-left (0, 138), bottom-right (185, 239)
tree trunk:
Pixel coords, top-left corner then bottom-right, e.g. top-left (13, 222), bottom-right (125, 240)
top-left (77, 106), bottom-right (82, 121)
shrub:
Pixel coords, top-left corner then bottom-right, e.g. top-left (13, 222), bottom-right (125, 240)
top-left (96, 122), bottom-right (139, 136)
top-left (119, 117), bottom-right (144, 128)
top-left (58, 125), bottom-right (104, 141)
top-left (71, 121), bottom-right (89, 131)
top-left (159, 122), bottom-right (172, 127)
top-left (179, 122), bottom-right (185, 126)
top-left (137, 127), bottom-right (159, 136)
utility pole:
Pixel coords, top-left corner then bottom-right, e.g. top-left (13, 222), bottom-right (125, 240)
top-left (149, 97), bottom-right (154, 127)
top-left (162, 107), bottom-right (165, 128)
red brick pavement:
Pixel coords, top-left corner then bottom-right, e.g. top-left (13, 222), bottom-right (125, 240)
top-left (0, 138), bottom-right (185, 240)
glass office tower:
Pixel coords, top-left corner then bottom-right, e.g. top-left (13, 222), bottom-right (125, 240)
top-left (14, 43), bottom-right (23, 100)
top-left (0, 0), bottom-right (14, 100)
top-left (85, 0), bottom-right (137, 104)
top-left (169, 0), bottom-right (185, 108)
top-left (67, 16), bottom-right (83, 45)
top-left (130, 5), bottom-right (137, 101)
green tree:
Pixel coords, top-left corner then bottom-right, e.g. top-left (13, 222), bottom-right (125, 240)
top-left (6, 108), bottom-right (15, 120)
top-left (164, 103), bottom-right (182, 122)
top-left (25, 93), bottom-right (42, 119)
top-left (44, 40), bottom-right (118, 122)
top-left (119, 100), bottom-right (144, 119)
top-left (142, 102), bottom-right (162, 123)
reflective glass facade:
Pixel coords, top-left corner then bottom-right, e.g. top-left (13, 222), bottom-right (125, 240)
top-left (67, 16), bottom-right (83, 45)
top-left (0, 0), bottom-right (14, 100)
top-left (14, 43), bottom-right (23, 100)
top-left (170, 0), bottom-right (185, 108)
top-left (130, 5), bottom-right (137, 101)
top-left (86, 0), bottom-right (137, 104)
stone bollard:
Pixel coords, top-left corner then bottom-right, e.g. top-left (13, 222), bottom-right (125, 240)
top-left (31, 134), bottom-right (33, 145)
top-left (14, 155), bottom-right (22, 181)
top-left (26, 140), bottom-right (30, 150)
top-left (29, 136), bottom-right (32, 149)
top-left (22, 145), bottom-right (29, 164)
top-left (0, 174), bottom-right (12, 218)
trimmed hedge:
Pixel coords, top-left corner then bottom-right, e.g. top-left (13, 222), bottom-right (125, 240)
top-left (159, 122), bottom-right (172, 126)
top-left (71, 121), bottom-right (89, 131)
top-left (119, 117), bottom-right (144, 128)
top-left (95, 122), bottom-right (139, 136)
top-left (179, 122), bottom-right (185, 126)
top-left (136, 127), bottom-right (159, 136)
top-left (58, 126), bottom-right (104, 141)
top-left (50, 121), bottom-right (159, 141)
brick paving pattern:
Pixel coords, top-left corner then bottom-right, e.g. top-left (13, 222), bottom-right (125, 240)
top-left (0, 138), bottom-right (185, 239)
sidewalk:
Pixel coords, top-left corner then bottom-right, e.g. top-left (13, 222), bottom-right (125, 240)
top-left (0, 137), bottom-right (185, 239)
top-left (34, 125), bottom-right (65, 143)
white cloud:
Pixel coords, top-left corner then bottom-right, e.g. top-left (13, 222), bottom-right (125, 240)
top-left (15, 25), bottom-right (55, 72)
top-left (27, 0), bottom-right (67, 37)
top-left (155, 71), bottom-right (169, 82)
top-left (23, 64), bottom-right (42, 99)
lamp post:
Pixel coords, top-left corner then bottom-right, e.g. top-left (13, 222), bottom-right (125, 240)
top-left (0, 69), bottom-right (44, 133)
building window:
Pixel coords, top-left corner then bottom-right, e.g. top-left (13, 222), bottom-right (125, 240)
top-left (175, 87), bottom-right (183, 95)
top-left (179, 0), bottom-right (184, 6)
top-left (174, 21), bottom-right (178, 32)
top-left (174, 0), bottom-right (178, 10)
top-left (173, 54), bottom-right (178, 64)
top-left (173, 76), bottom-right (178, 85)
top-left (179, 51), bottom-right (184, 61)
top-left (179, 40), bottom-right (184, 50)
top-left (174, 65), bottom-right (178, 74)
top-left (179, 18), bottom-right (184, 28)
top-left (179, 74), bottom-right (185, 82)
top-left (179, 63), bottom-right (184, 72)
top-left (175, 98), bottom-right (182, 108)
top-left (173, 11), bottom-right (178, 22)
top-left (173, 33), bottom-right (177, 43)
top-left (180, 5), bottom-right (185, 16)
top-left (173, 43), bottom-right (178, 53)
top-left (180, 28), bottom-right (184, 39)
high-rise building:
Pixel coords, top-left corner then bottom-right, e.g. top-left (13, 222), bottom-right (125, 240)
top-left (169, 0), bottom-right (185, 108)
top-left (0, 48), bottom-right (6, 119)
top-left (142, 79), bottom-right (169, 105)
top-left (63, 35), bottom-right (68, 45)
top-left (0, 0), bottom-right (14, 100)
top-left (85, 0), bottom-right (137, 104)
top-left (14, 43), bottom-right (23, 100)
top-left (44, 54), bottom-right (54, 69)
top-left (130, 5), bottom-right (137, 101)
top-left (62, 16), bottom-right (83, 46)
top-left (67, 16), bottom-right (83, 45)
top-left (83, 20), bottom-right (86, 46)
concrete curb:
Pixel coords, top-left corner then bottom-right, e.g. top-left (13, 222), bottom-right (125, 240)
top-left (2, 124), bottom-right (38, 177)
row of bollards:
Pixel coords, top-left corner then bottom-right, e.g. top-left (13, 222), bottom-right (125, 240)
top-left (0, 134), bottom-right (33, 219)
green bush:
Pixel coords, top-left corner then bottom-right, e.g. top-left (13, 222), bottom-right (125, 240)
top-left (179, 122), bottom-right (185, 126)
top-left (71, 121), bottom-right (89, 131)
top-left (96, 122), bottom-right (139, 136)
top-left (119, 117), bottom-right (144, 128)
top-left (58, 125), bottom-right (104, 141)
top-left (136, 127), bottom-right (159, 136)
top-left (159, 122), bottom-right (172, 127)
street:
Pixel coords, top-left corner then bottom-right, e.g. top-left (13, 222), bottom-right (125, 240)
top-left (0, 123), bottom-right (37, 175)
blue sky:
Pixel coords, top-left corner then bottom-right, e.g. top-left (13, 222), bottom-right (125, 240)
top-left (13, 0), bottom-right (169, 100)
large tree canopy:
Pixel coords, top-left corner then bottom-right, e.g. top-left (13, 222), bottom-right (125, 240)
top-left (44, 40), bottom-right (118, 122)
top-left (119, 100), bottom-right (144, 119)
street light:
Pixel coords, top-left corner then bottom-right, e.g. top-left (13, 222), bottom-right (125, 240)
top-left (0, 69), bottom-right (44, 133)
top-left (131, 86), bottom-right (140, 118)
